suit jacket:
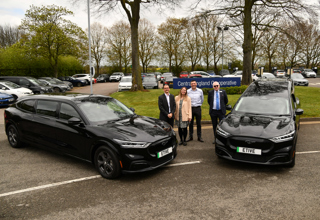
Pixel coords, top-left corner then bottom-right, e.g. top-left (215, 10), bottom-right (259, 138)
top-left (174, 96), bottom-right (192, 121)
top-left (158, 93), bottom-right (176, 120)
top-left (208, 89), bottom-right (228, 115)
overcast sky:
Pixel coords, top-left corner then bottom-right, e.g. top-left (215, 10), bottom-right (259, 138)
top-left (0, 0), bottom-right (209, 30)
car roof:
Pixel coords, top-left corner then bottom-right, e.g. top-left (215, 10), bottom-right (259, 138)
top-left (18, 94), bottom-right (111, 102)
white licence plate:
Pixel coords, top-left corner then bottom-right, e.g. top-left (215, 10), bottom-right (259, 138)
top-left (157, 147), bottom-right (173, 158)
top-left (237, 147), bottom-right (261, 155)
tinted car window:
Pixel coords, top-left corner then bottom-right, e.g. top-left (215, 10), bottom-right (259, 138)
top-left (17, 100), bottom-right (36, 113)
top-left (59, 103), bottom-right (80, 120)
top-left (36, 100), bottom-right (58, 117)
top-left (19, 79), bottom-right (31, 86)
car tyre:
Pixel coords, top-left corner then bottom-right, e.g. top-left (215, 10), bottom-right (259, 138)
top-left (7, 124), bottom-right (22, 148)
top-left (53, 87), bottom-right (60, 93)
top-left (94, 146), bottom-right (121, 179)
top-left (77, 82), bottom-right (82, 87)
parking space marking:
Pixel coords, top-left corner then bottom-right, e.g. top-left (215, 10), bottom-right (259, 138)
top-left (0, 161), bottom-right (201, 198)
top-left (296, 151), bottom-right (320, 154)
top-left (0, 175), bottom-right (101, 198)
top-left (166, 161), bottom-right (201, 167)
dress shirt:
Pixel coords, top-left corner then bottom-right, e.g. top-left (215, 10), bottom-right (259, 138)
top-left (187, 88), bottom-right (204, 107)
top-left (213, 90), bottom-right (220, 110)
top-left (165, 93), bottom-right (171, 112)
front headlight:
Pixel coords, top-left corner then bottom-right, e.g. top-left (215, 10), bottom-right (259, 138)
top-left (216, 125), bottom-right (230, 138)
top-left (114, 139), bottom-right (151, 149)
top-left (270, 131), bottom-right (295, 143)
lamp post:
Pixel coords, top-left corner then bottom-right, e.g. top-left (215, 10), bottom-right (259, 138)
top-left (217, 26), bottom-right (229, 70)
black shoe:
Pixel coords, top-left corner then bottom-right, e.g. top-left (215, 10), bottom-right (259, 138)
top-left (179, 141), bottom-right (183, 145)
top-left (198, 137), bottom-right (204, 142)
top-left (186, 137), bottom-right (193, 142)
top-left (183, 141), bottom-right (187, 146)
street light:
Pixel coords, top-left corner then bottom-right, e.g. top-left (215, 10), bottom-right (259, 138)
top-left (217, 26), bottom-right (229, 70)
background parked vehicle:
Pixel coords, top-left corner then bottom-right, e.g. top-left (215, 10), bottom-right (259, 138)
top-left (276, 70), bottom-right (286, 78)
top-left (118, 76), bottom-right (132, 91)
top-left (301, 69), bottom-right (317, 78)
top-left (0, 76), bottom-right (53, 94)
top-left (0, 92), bottom-right (15, 107)
top-left (206, 70), bottom-right (216, 76)
top-left (143, 76), bottom-right (159, 89)
top-left (38, 77), bottom-right (69, 92)
top-left (252, 72), bottom-right (276, 81)
top-left (161, 72), bottom-right (173, 83)
top-left (189, 71), bottom-right (213, 78)
top-left (219, 69), bottom-right (230, 76)
top-left (4, 94), bottom-right (177, 179)
top-left (188, 74), bottom-right (202, 78)
top-left (58, 76), bottom-right (86, 87)
top-left (223, 70), bottom-right (244, 80)
top-left (291, 73), bottom-right (309, 86)
top-left (72, 74), bottom-right (96, 85)
top-left (0, 81), bottom-right (33, 100)
top-left (110, 72), bottom-right (124, 82)
top-left (179, 71), bottom-right (189, 78)
top-left (163, 76), bottom-right (175, 88)
top-left (154, 72), bottom-right (162, 81)
top-left (96, 74), bottom-right (110, 82)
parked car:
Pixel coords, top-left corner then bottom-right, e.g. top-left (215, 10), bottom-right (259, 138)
top-left (96, 74), bottom-right (110, 83)
top-left (207, 70), bottom-right (216, 76)
top-left (215, 78), bottom-right (303, 167)
top-left (4, 94), bottom-right (177, 179)
top-left (189, 71), bottom-right (213, 78)
top-left (163, 76), bottom-right (175, 88)
top-left (72, 74), bottom-right (96, 85)
top-left (0, 81), bottom-right (33, 100)
top-left (219, 69), bottom-right (230, 76)
top-left (161, 72), bottom-right (173, 83)
top-left (0, 76), bottom-right (53, 94)
top-left (118, 76), bottom-right (132, 91)
top-left (154, 72), bottom-right (162, 81)
top-left (110, 72), bottom-right (124, 82)
top-left (38, 77), bottom-right (69, 93)
top-left (0, 92), bottom-right (15, 107)
top-left (224, 70), bottom-right (243, 80)
top-left (252, 72), bottom-right (276, 81)
top-left (301, 69), bottom-right (316, 78)
top-left (179, 71), bottom-right (189, 78)
top-left (143, 76), bottom-right (159, 89)
top-left (276, 69), bottom-right (286, 78)
top-left (290, 73), bottom-right (309, 86)
top-left (188, 74), bottom-right (202, 78)
top-left (58, 76), bottom-right (86, 87)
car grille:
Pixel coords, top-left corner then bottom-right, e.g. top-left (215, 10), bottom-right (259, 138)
top-left (229, 136), bottom-right (273, 151)
top-left (148, 137), bottom-right (175, 156)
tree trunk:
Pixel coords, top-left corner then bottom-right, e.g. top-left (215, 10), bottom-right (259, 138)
top-left (242, 0), bottom-right (253, 85)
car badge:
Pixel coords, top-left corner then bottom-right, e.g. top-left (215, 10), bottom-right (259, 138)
top-left (245, 140), bottom-right (256, 144)
top-left (162, 141), bottom-right (168, 146)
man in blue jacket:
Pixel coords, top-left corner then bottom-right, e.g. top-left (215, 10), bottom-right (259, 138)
top-left (208, 81), bottom-right (228, 144)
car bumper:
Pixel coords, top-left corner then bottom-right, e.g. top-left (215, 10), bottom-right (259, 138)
top-left (215, 135), bottom-right (295, 165)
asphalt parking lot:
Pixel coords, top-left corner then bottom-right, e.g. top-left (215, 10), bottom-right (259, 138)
top-left (1, 81), bottom-right (320, 219)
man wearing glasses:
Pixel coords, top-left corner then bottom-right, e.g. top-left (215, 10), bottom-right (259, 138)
top-left (208, 81), bottom-right (229, 144)
top-left (187, 80), bottom-right (204, 142)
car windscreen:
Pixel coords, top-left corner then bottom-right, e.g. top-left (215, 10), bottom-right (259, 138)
top-left (234, 95), bottom-right (290, 115)
top-left (3, 81), bottom-right (21, 89)
top-left (77, 97), bottom-right (134, 123)
top-left (291, 74), bottom-right (304, 79)
top-left (28, 78), bottom-right (43, 86)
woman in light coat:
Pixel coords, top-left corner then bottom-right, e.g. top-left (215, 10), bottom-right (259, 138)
top-left (174, 87), bottom-right (192, 146)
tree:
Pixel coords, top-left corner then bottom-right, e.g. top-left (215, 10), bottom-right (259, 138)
top-left (105, 21), bottom-right (131, 73)
top-left (202, 0), bottom-right (317, 85)
top-left (138, 19), bottom-right (158, 73)
top-left (0, 25), bottom-right (23, 48)
top-left (19, 5), bottom-right (87, 78)
top-left (88, 22), bottom-right (108, 75)
top-left (184, 19), bottom-right (202, 71)
top-left (74, 0), bottom-right (180, 91)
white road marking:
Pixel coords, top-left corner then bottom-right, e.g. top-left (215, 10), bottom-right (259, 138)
top-left (0, 161), bottom-right (201, 198)
top-left (296, 151), bottom-right (320, 154)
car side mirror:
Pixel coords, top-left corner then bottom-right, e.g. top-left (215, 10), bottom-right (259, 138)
top-left (295, 108), bottom-right (303, 115)
top-left (296, 97), bottom-right (300, 105)
top-left (68, 117), bottom-right (82, 125)
top-left (226, 104), bottom-right (232, 111)
top-left (129, 107), bottom-right (135, 112)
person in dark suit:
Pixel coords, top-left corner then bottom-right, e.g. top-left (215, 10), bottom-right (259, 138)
top-left (158, 84), bottom-right (176, 127)
top-left (208, 81), bottom-right (228, 144)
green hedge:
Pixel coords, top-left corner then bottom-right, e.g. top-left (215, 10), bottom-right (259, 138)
top-left (202, 85), bottom-right (248, 95)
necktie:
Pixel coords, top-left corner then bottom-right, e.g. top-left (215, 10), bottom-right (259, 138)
top-left (216, 91), bottom-right (220, 110)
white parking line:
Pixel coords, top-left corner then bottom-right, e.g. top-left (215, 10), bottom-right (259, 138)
top-left (0, 161), bottom-right (201, 198)
top-left (296, 151), bottom-right (320, 154)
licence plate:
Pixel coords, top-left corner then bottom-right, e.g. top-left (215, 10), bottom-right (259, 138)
top-left (237, 147), bottom-right (261, 155)
top-left (157, 147), bottom-right (173, 158)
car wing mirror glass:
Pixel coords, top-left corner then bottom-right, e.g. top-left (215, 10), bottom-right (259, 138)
top-left (129, 107), bottom-right (135, 113)
top-left (295, 108), bottom-right (303, 115)
top-left (226, 104), bottom-right (232, 111)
